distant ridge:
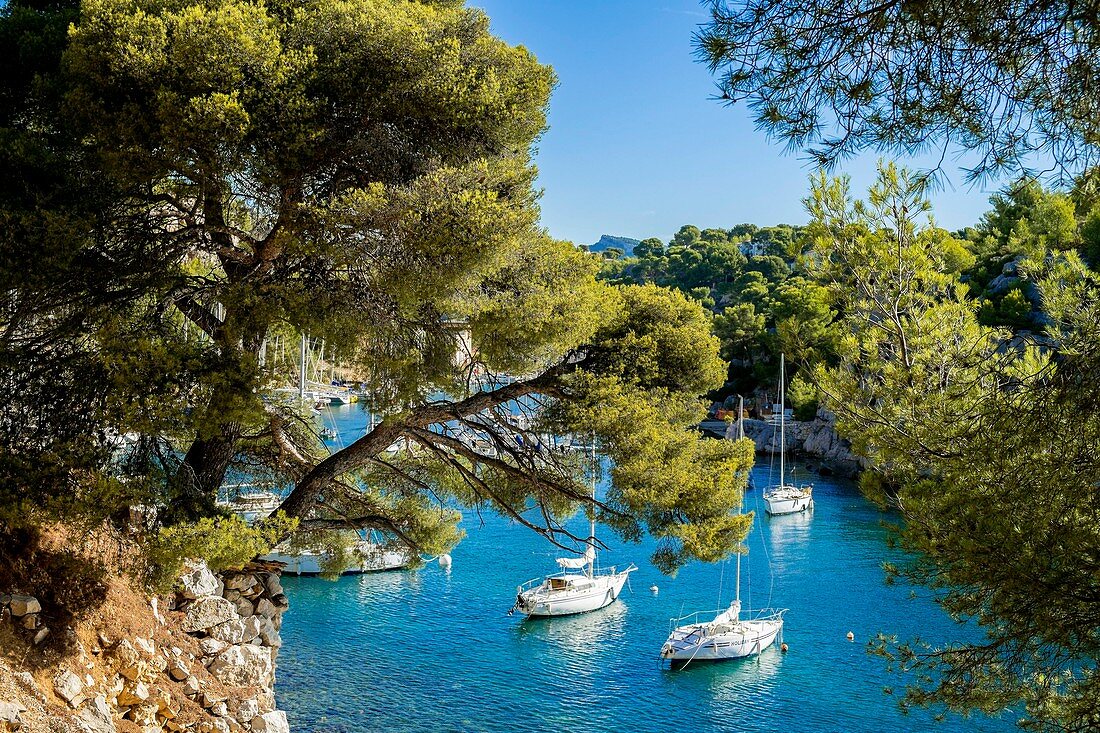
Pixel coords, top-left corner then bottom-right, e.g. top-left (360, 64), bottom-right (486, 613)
top-left (586, 234), bottom-right (641, 256)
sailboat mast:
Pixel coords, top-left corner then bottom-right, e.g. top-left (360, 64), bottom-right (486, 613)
top-left (298, 332), bottom-right (307, 401)
top-left (779, 353), bottom-right (785, 487)
top-left (588, 436), bottom-right (597, 579)
top-left (736, 395), bottom-right (743, 604)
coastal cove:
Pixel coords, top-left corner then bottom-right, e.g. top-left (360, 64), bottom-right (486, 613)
top-left (275, 408), bottom-right (1014, 733)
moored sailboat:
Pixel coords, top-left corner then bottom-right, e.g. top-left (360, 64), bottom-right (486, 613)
top-left (763, 354), bottom-right (814, 515)
top-left (660, 436), bottom-right (786, 665)
top-left (511, 443), bottom-right (637, 617)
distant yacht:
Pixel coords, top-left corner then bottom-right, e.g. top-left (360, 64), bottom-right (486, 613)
top-left (511, 443), bottom-right (636, 617)
top-left (218, 489), bottom-right (282, 523)
top-left (263, 537), bottom-right (411, 576)
top-left (763, 354), bottom-right (814, 516)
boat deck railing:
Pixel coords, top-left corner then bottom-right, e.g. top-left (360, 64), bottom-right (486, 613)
top-left (516, 564), bottom-right (635, 595)
top-left (668, 606), bottom-right (788, 629)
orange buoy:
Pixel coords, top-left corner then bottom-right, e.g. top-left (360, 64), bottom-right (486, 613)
top-left (780, 643), bottom-right (789, 653)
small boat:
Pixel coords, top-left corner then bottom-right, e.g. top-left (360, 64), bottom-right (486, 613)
top-left (218, 490), bottom-right (283, 522)
top-left (763, 354), bottom-right (813, 516)
top-left (513, 549), bottom-right (637, 617)
top-left (511, 442), bottom-right (637, 617)
top-left (262, 537), bottom-right (411, 575)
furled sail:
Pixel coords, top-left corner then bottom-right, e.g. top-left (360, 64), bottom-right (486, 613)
top-left (556, 546), bottom-right (595, 569)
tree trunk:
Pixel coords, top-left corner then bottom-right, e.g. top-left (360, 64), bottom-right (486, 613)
top-left (173, 425), bottom-right (241, 520)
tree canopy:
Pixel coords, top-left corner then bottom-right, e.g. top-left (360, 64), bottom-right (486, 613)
top-left (0, 0), bottom-right (753, 576)
top-left (697, 0), bottom-right (1100, 182)
top-left (804, 164), bottom-right (1100, 731)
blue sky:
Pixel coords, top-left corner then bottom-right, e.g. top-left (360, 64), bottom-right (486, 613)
top-left (472, 0), bottom-right (1001, 246)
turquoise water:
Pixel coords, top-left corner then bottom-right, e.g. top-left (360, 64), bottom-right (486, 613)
top-left (276, 405), bottom-right (1015, 732)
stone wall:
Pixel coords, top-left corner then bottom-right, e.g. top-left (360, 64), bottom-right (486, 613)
top-left (0, 562), bottom-right (291, 733)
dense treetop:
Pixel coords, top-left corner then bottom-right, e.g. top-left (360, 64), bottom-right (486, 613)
top-left (0, 0), bottom-right (753, 579)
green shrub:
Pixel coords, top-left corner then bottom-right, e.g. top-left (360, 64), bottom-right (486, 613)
top-left (146, 512), bottom-right (298, 591)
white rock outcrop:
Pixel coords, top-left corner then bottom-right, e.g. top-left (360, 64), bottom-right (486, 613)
top-left (182, 597), bottom-right (236, 633)
top-left (251, 711), bottom-right (289, 733)
top-left (178, 562), bottom-right (220, 600)
top-left (209, 645), bottom-right (274, 689)
top-left (74, 695), bottom-right (116, 733)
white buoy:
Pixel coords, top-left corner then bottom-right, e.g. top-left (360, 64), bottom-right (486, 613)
top-left (438, 554), bottom-right (452, 569)
top-left (846, 631), bottom-right (855, 641)
top-left (649, 584), bottom-right (659, 594)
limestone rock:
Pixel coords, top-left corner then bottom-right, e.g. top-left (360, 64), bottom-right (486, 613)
top-left (251, 711), bottom-right (289, 733)
top-left (167, 656), bottom-right (190, 681)
top-left (208, 619), bottom-right (245, 645)
top-left (209, 645), bottom-right (273, 688)
top-left (256, 617), bottom-right (281, 648)
top-left (233, 698), bottom-right (259, 725)
top-left (256, 690), bottom-right (276, 714)
top-left (74, 695), bottom-right (116, 733)
top-left (210, 701), bottom-right (228, 717)
top-left (7, 596), bottom-right (40, 617)
top-left (233, 597), bottom-right (254, 618)
top-left (134, 637), bottom-right (155, 656)
top-left (241, 615), bottom-right (262, 644)
top-left (199, 637), bottom-right (228, 657)
top-left (182, 596), bottom-right (236, 633)
top-left (20, 615), bottom-right (37, 630)
top-left (116, 681), bottom-right (149, 707)
top-left (53, 669), bottom-right (86, 707)
top-left (0, 701), bottom-right (25, 731)
top-left (182, 675), bottom-right (201, 697)
top-left (263, 575), bottom-right (283, 598)
top-left (222, 574), bottom-right (251, 592)
top-left (199, 691), bottom-right (226, 709)
top-left (178, 561), bottom-right (220, 599)
top-left (32, 627), bottom-right (49, 645)
top-left (254, 598), bottom-right (277, 619)
top-left (128, 701), bottom-right (159, 728)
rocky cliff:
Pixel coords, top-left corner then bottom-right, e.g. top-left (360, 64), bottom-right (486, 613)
top-left (727, 407), bottom-right (866, 477)
top-left (1, 559), bottom-right (290, 733)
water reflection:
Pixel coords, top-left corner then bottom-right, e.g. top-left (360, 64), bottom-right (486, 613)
top-left (353, 568), bottom-right (418, 603)
top-left (516, 602), bottom-right (629, 648)
top-left (765, 509), bottom-right (814, 550)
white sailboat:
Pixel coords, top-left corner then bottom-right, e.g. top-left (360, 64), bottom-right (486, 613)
top-left (660, 410), bottom-right (787, 664)
top-left (511, 443), bottom-right (637, 618)
top-left (763, 354), bottom-right (814, 516)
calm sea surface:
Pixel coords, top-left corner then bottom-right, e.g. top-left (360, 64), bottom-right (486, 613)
top-left (276, 404), bottom-right (1015, 733)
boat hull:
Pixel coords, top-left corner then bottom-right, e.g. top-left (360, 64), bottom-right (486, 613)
top-left (519, 571), bottom-right (632, 617)
top-left (764, 494), bottom-right (813, 515)
top-left (262, 546), bottom-right (410, 576)
top-left (660, 617), bottom-right (783, 662)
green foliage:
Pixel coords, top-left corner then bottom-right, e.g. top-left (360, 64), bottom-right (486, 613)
top-left (697, 0), bottom-right (1100, 180)
top-left (0, 0), bottom-right (754, 586)
top-left (785, 374), bottom-right (818, 421)
top-left (147, 512), bottom-right (299, 590)
top-left (542, 285), bottom-right (755, 571)
top-left (804, 164), bottom-right (1100, 730)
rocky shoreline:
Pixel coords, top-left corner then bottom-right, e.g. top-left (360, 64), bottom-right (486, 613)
top-left (724, 408), bottom-right (867, 478)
